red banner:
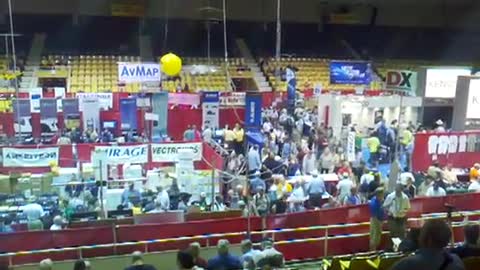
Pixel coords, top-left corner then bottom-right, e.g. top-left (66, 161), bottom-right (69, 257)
top-left (412, 131), bottom-right (480, 171)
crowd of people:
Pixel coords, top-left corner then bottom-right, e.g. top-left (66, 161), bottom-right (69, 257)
top-left (30, 238), bottom-right (284, 270)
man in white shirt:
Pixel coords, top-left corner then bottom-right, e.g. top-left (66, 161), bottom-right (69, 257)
top-left (302, 151), bottom-right (316, 175)
top-left (468, 178), bottom-right (480, 192)
top-left (383, 184), bottom-right (411, 242)
top-left (22, 201), bottom-right (45, 221)
top-left (155, 186), bottom-right (170, 211)
top-left (49, 215), bottom-right (64, 231)
top-left (240, 239), bottom-right (264, 267)
top-left (425, 183), bottom-right (447, 197)
top-left (336, 173), bottom-right (354, 203)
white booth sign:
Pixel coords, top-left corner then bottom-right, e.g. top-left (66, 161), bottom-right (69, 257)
top-left (151, 142), bottom-right (203, 162)
top-left (118, 63), bottom-right (161, 83)
top-left (3, 147), bottom-right (59, 167)
top-left (95, 144), bottom-right (149, 165)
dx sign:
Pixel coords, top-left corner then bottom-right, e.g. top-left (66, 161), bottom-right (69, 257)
top-left (386, 70), bottom-right (417, 91)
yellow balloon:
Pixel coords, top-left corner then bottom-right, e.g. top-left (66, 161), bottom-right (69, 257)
top-left (160, 53), bottom-right (182, 76)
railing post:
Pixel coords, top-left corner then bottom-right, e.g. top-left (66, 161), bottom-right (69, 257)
top-left (272, 231), bottom-right (275, 244)
top-left (112, 224), bottom-right (118, 255)
top-left (206, 238), bottom-right (210, 248)
top-left (8, 255), bottom-right (12, 267)
top-left (144, 242), bottom-right (149, 253)
top-left (78, 248), bottom-right (83, 259)
top-left (324, 227), bottom-right (328, 257)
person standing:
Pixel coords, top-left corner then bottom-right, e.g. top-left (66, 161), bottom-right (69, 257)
top-left (247, 145), bottom-right (262, 176)
top-left (369, 188), bottom-right (385, 251)
top-left (306, 171), bottom-right (326, 208)
top-left (383, 184), bottom-right (411, 243)
top-left (302, 150), bottom-right (316, 175)
top-left (233, 123), bottom-right (244, 155)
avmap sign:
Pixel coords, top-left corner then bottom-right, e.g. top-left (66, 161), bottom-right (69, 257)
top-left (151, 142), bottom-right (202, 162)
top-left (118, 63), bottom-right (161, 83)
top-left (385, 70), bottom-right (417, 93)
top-left (3, 147), bottom-right (59, 167)
top-left (95, 144), bottom-right (149, 165)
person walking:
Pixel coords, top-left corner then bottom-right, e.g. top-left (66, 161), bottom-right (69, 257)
top-left (369, 188), bottom-right (385, 251)
top-left (383, 184), bottom-right (411, 244)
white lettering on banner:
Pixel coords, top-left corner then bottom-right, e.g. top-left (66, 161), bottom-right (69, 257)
top-left (118, 63), bottom-right (161, 83)
top-left (77, 93), bottom-right (113, 111)
top-left (2, 147), bottom-right (59, 167)
top-left (427, 134), bottom-right (473, 155)
top-left (151, 143), bottom-right (203, 162)
top-left (385, 70), bottom-right (417, 93)
top-left (95, 145), bottom-right (148, 165)
top-left (347, 132), bottom-right (356, 162)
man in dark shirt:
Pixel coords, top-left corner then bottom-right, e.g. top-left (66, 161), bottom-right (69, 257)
top-left (124, 251), bottom-right (157, 270)
top-left (451, 224), bottom-right (480, 259)
top-left (207, 239), bottom-right (242, 270)
top-left (391, 220), bottom-right (464, 270)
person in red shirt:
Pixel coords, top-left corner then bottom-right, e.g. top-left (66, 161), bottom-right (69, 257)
top-left (192, 125), bottom-right (202, 141)
top-left (337, 161), bottom-right (352, 178)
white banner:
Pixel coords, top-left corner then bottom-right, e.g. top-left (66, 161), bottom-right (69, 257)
top-left (347, 131), bottom-right (356, 162)
top-left (220, 92), bottom-right (245, 107)
top-left (202, 103), bottom-right (219, 129)
top-left (118, 62), bottom-right (161, 83)
top-left (77, 93), bottom-right (113, 111)
top-left (3, 147), bottom-right (59, 167)
top-left (151, 142), bottom-right (203, 162)
top-left (95, 144), bottom-right (149, 165)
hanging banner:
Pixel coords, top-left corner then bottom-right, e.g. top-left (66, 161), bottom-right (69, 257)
top-left (244, 93), bottom-right (262, 130)
top-left (385, 70), bottom-right (418, 94)
top-left (202, 92), bottom-right (220, 129)
top-left (120, 97), bottom-right (138, 130)
top-left (77, 93), bottom-right (113, 111)
top-left (54, 87), bottom-right (66, 111)
top-left (29, 87), bottom-right (43, 113)
top-left (220, 92), bottom-right (245, 107)
top-left (151, 142), bottom-right (203, 162)
top-left (118, 62), bottom-right (161, 83)
top-left (286, 68), bottom-right (297, 114)
top-left (3, 147), bottom-right (59, 167)
top-left (62, 99), bottom-right (81, 130)
top-left (82, 98), bottom-right (100, 131)
top-left (168, 93), bottom-right (200, 106)
top-left (152, 92), bottom-right (168, 135)
top-left (40, 99), bottom-right (58, 135)
top-left (347, 131), bottom-right (356, 162)
top-left (95, 144), bottom-right (149, 165)
top-left (13, 99), bottom-right (32, 134)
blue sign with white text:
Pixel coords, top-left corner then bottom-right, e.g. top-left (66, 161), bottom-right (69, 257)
top-left (245, 93), bottom-right (262, 130)
top-left (330, 61), bottom-right (372, 84)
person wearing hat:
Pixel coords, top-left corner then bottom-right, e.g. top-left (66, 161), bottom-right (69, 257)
top-left (253, 185), bottom-right (269, 216)
top-left (369, 187), bottom-right (385, 251)
top-left (336, 172), bottom-right (354, 203)
top-left (257, 238), bottom-right (284, 269)
top-left (306, 170), bottom-right (326, 208)
top-left (434, 119), bottom-right (446, 133)
top-left (249, 171), bottom-right (266, 195)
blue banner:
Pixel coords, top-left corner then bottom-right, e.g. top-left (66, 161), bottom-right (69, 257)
top-left (286, 68), bottom-right (297, 113)
top-left (120, 97), bottom-right (138, 130)
top-left (245, 93), bottom-right (262, 130)
top-left (152, 92), bottom-right (168, 137)
top-left (330, 61), bottom-right (372, 84)
top-left (202, 91), bottom-right (220, 103)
